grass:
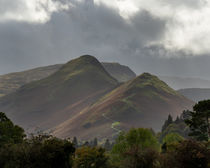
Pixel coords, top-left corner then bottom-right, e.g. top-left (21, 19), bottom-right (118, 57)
top-left (112, 122), bottom-right (120, 128)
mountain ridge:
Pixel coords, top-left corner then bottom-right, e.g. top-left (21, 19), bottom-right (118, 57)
top-left (53, 73), bottom-right (194, 140)
top-left (0, 55), bottom-right (119, 132)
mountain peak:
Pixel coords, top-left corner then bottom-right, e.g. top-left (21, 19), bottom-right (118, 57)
top-left (63, 55), bottom-right (101, 70)
top-left (129, 72), bottom-right (178, 96)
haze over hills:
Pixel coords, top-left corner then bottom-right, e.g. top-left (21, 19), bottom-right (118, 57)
top-left (53, 73), bottom-right (194, 140)
top-left (0, 62), bottom-right (136, 98)
top-left (178, 88), bottom-right (210, 102)
top-left (159, 76), bottom-right (210, 90)
top-left (0, 55), bottom-right (119, 132)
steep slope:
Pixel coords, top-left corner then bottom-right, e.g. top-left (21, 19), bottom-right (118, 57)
top-left (102, 63), bottom-right (136, 82)
top-left (0, 64), bottom-right (63, 97)
top-left (178, 88), bottom-right (210, 102)
top-left (159, 76), bottom-right (210, 90)
top-left (53, 73), bottom-right (194, 140)
top-left (0, 55), bottom-right (118, 132)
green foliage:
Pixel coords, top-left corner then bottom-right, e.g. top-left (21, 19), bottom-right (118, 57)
top-left (112, 128), bottom-right (159, 153)
top-left (120, 148), bottom-right (160, 168)
top-left (161, 115), bottom-right (173, 132)
top-left (0, 135), bottom-right (75, 168)
top-left (185, 100), bottom-right (210, 141)
top-left (111, 128), bottom-right (159, 168)
top-left (74, 146), bottom-right (108, 168)
top-left (162, 133), bottom-right (184, 152)
top-left (163, 133), bottom-right (184, 144)
top-left (160, 140), bottom-right (210, 168)
top-left (159, 111), bottom-right (191, 142)
top-left (0, 112), bottom-right (25, 147)
top-left (104, 139), bottom-right (112, 151)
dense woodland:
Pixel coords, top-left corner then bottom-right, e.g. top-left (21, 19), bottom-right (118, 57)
top-left (0, 100), bottom-right (209, 168)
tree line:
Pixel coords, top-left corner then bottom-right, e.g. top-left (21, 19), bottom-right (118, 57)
top-left (0, 100), bottom-right (209, 168)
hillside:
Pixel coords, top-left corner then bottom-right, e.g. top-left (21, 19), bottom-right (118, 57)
top-left (0, 55), bottom-right (118, 132)
top-left (102, 63), bottom-right (136, 82)
top-left (53, 73), bottom-right (194, 140)
top-left (159, 76), bottom-right (210, 90)
top-left (0, 64), bottom-right (63, 97)
top-left (0, 62), bottom-right (135, 98)
top-left (178, 88), bottom-right (210, 102)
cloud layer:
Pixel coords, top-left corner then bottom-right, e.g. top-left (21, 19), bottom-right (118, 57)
top-left (0, 0), bottom-right (210, 79)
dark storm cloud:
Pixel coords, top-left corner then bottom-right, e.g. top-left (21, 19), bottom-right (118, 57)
top-left (0, 0), bottom-right (166, 74)
top-left (0, 0), bottom-right (210, 80)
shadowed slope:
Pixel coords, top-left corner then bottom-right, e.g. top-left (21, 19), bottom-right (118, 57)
top-left (102, 63), bottom-right (136, 82)
top-left (0, 55), bottom-right (118, 132)
top-left (53, 73), bottom-right (194, 140)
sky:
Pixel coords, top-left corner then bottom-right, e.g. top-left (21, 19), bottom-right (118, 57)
top-left (0, 0), bottom-right (210, 79)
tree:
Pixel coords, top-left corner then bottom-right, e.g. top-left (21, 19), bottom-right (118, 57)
top-left (185, 100), bottom-right (210, 141)
top-left (73, 137), bottom-right (78, 148)
top-left (174, 140), bottom-right (210, 168)
top-left (0, 135), bottom-right (75, 168)
top-left (93, 138), bottom-right (98, 147)
top-left (162, 133), bottom-right (184, 152)
top-left (104, 139), bottom-right (111, 151)
top-left (74, 146), bottom-right (108, 168)
top-left (0, 112), bottom-right (25, 147)
top-left (162, 115), bottom-right (173, 132)
top-left (111, 128), bottom-right (159, 168)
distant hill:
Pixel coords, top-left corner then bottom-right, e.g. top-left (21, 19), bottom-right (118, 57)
top-left (0, 55), bottom-right (118, 132)
top-left (159, 76), bottom-right (210, 90)
top-left (102, 63), bottom-right (136, 82)
top-left (53, 73), bottom-right (194, 140)
top-left (0, 62), bottom-right (135, 98)
top-left (0, 64), bottom-right (63, 97)
top-left (178, 88), bottom-right (210, 102)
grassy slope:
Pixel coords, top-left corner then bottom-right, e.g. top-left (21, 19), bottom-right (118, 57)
top-left (0, 55), bottom-right (118, 132)
top-left (53, 73), bottom-right (194, 140)
top-left (0, 64), bottom-right (63, 97)
top-left (0, 62), bottom-right (136, 98)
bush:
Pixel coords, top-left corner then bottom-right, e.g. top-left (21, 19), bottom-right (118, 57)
top-left (74, 146), bottom-right (108, 168)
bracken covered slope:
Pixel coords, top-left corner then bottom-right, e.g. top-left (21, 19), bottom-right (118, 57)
top-left (53, 73), bottom-right (194, 140)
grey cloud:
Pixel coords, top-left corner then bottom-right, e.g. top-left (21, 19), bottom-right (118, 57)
top-left (0, 0), bottom-right (210, 80)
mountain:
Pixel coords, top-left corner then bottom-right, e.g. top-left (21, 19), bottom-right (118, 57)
top-left (0, 62), bottom-right (135, 98)
top-left (53, 73), bottom-right (194, 140)
top-left (0, 64), bottom-right (63, 97)
top-left (102, 63), bottom-right (136, 82)
top-left (178, 88), bottom-right (210, 102)
top-left (159, 76), bottom-right (210, 90)
top-left (0, 55), bottom-right (118, 132)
